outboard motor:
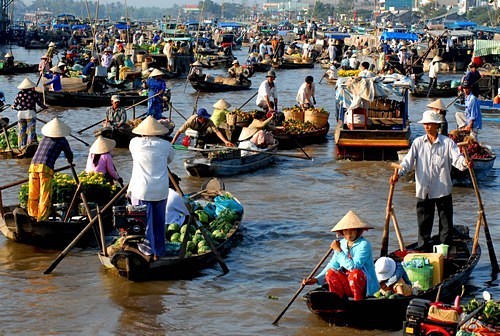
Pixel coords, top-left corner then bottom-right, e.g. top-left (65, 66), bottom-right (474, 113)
top-left (112, 205), bottom-right (147, 236)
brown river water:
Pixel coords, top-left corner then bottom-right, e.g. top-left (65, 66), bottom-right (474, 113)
top-left (0, 46), bottom-right (498, 335)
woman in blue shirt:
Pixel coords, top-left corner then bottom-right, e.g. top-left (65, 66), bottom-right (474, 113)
top-left (303, 210), bottom-right (379, 300)
top-left (143, 68), bottom-right (166, 120)
top-left (44, 66), bottom-right (63, 92)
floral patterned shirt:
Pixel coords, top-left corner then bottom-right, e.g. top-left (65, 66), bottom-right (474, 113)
top-left (12, 89), bottom-right (47, 111)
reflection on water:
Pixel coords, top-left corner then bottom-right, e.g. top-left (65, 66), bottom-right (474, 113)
top-left (0, 46), bottom-right (497, 335)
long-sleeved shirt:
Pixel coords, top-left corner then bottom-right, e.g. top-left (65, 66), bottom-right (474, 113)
top-left (464, 93), bottom-right (482, 130)
top-left (399, 134), bottom-right (468, 199)
top-left (85, 152), bottom-right (120, 181)
top-left (31, 136), bottom-right (73, 170)
top-left (45, 73), bottom-right (62, 91)
top-left (105, 106), bottom-right (127, 127)
top-left (12, 90), bottom-right (47, 111)
top-left (316, 237), bottom-right (379, 296)
top-left (429, 61), bottom-right (439, 80)
top-left (256, 80), bottom-right (277, 107)
top-left (165, 188), bottom-right (189, 225)
top-left (128, 136), bottom-right (174, 201)
top-left (296, 82), bottom-right (315, 105)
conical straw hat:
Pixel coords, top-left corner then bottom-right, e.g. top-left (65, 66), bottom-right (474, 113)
top-left (90, 136), bottom-right (116, 154)
top-left (191, 61), bottom-right (202, 66)
top-left (41, 117), bottom-right (72, 137)
top-left (49, 66), bottom-right (62, 73)
top-left (213, 99), bottom-right (231, 110)
top-left (426, 99), bottom-right (446, 111)
top-left (237, 117), bottom-right (272, 141)
top-left (18, 78), bottom-right (36, 90)
top-left (330, 210), bottom-right (373, 232)
top-left (5, 52), bottom-right (12, 58)
top-left (149, 68), bottom-right (164, 77)
top-left (132, 116), bottom-right (168, 136)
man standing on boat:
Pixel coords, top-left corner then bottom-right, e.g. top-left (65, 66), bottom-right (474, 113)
top-left (28, 118), bottom-right (73, 221)
top-left (296, 76), bottom-right (316, 110)
top-left (390, 111), bottom-right (470, 252)
top-left (256, 70), bottom-right (278, 113)
top-left (163, 40), bottom-right (174, 72)
top-left (143, 69), bottom-right (166, 120)
top-left (462, 63), bottom-right (483, 98)
top-left (455, 81), bottom-right (482, 140)
top-left (428, 56), bottom-right (442, 88)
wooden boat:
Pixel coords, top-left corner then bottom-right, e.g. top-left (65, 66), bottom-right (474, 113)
top-left (305, 225), bottom-right (481, 330)
top-left (454, 99), bottom-right (500, 117)
top-left (41, 90), bottom-right (148, 108)
top-left (184, 142), bottom-right (278, 177)
top-left (335, 77), bottom-right (412, 160)
top-left (0, 63), bottom-right (38, 75)
top-left (412, 80), bottom-right (459, 98)
top-left (23, 40), bottom-right (49, 49)
top-left (273, 124), bottom-right (329, 150)
top-left (98, 121), bottom-right (175, 148)
top-left (0, 143), bottom-right (38, 159)
top-left (98, 179), bottom-right (244, 281)
top-left (189, 76), bottom-right (251, 92)
top-left (249, 62), bottom-right (272, 72)
top-left (272, 59), bottom-right (314, 69)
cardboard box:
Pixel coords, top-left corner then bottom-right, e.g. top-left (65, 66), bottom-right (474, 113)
top-left (404, 252), bottom-right (444, 286)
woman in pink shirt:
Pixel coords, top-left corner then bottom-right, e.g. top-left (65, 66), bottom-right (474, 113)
top-left (85, 136), bottom-right (123, 186)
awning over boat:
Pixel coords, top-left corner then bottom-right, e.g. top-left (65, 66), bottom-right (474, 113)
top-left (53, 23), bottom-right (70, 29)
top-left (71, 24), bottom-right (90, 30)
top-left (115, 23), bottom-right (130, 30)
top-left (473, 39), bottom-right (500, 57)
top-left (323, 32), bottom-right (351, 40)
top-left (446, 21), bottom-right (477, 29)
top-left (428, 30), bottom-right (474, 37)
top-left (380, 32), bottom-right (418, 41)
top-left (217, 22), bottom-right (244, 28)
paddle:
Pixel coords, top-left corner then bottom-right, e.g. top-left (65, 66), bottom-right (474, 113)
top-left (169, 103), bottom-right (188, 121)
top-left (4, 108), bottom-right (46, 132)
top-left (444, 77), bottom-right (482, 109)
top-left (381, 167), bottom-right (399, 257)
top-left (289, 134), bottom-right (312, 160)
top-left (426, 78), bottom-right (435, 98)
top-left (457, 141), bottom-right (499, 273)
top-left (272, 248), bottom-right (333, 325)
top-left (43, 182), bottom-right (129, 274)
top-left (237, 90), bottom-right (258, 110)
top-left (36, 117), bottom-right (90, 147)
top-left (167, 168), bottom-right (229, 274)
top-left (76, 92), bottom-right (163, 134)
top-left (192, 90), bottom-right (201, 115)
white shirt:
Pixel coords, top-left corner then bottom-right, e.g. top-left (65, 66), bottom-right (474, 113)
top-left (128, 136), bottom-right (174, 201)
top-left (399, 134), bottom-right (468, 199)
top-left (296, 82), bottom-right (315, 105)
top-left (358, 69), bottom-right (375, 78)
top-left (163, 43), bottom-right (172, 58)
top-left (429, 61), bottom-right (439, 79)
top-left (256, 80), bottom-right (277, 106)
top-left (165, 188), bottom-right (189, 225)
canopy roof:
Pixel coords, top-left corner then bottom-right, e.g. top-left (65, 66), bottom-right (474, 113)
top-left (473, 39), bottom-right (500, 57)
top-left (380, 31), bottom-right (418, 41)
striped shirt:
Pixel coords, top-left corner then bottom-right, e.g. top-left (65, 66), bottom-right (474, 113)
top-left (32, 136), bottom-right (73, 169)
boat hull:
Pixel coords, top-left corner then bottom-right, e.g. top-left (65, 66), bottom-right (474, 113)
top-left (273, 124), bottom-right (329, 150)
top-left (42, 90), bottom-right (148, 107)
top-left (189, 78), bottom-right (252, 92)
top-left (271, 61), bottom-right (314, 69)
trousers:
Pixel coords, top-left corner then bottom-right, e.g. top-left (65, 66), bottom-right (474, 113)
top-left (416, 194), bottom-right (453, 249)
top-left (27, 164), bottom-right (54, 221)
top-left (140, 198), bottom-right (167, 258)
top-left (325, 268), bottom-right (367, 301)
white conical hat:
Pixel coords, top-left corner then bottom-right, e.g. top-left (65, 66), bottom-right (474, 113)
top-left (191, 61), bottom-right (202, 66)
top-left (330, 210), bottom-right (373, 232)
top-left (213, 99), bottom-right (231, 110)
top-left (18, 78), bottom-right (36, 90)
top-left (426, 99), bottom-right (446, 111)
top-left (90, 136), bottom-right (116, 154)
top-left (148, 68), bottom-right (164, 77)
top-left (49, 66), bottom-right (62, 73)
top-left (41, 117), bottom-right (72, 137)
top-left (432, 55), bottom-right (442, 62)
top-left (5, 52), bottom-right (13, 58)
top-left (132, 116), bottom-right (168, 136)
top-left (48, 41), bottom-right (56, 47)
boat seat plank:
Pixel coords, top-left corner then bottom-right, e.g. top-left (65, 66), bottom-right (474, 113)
top-left (337, 138), bottom-right (411, 147)
top-left (369, 118), bottom-right (404, 125)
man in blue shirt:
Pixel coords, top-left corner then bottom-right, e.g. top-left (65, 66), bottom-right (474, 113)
top-left (456, 81), bottom-right (482, 140)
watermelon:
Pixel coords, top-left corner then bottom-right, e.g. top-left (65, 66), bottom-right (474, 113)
top-left (198, 240), bottom-right (208, 248)
top-left (167, 223), bottom-right (180, 232)
top-left (170, 232), bottom-right (181, 242)
top-left (197, 245), bottom-right (210, 254)
top-left (186, 241), bottom-right (196, 253)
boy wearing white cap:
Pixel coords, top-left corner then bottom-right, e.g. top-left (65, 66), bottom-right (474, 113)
top-left (391, 111), bottom-right (470, 251)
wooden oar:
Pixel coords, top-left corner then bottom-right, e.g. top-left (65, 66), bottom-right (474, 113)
top-left (289, 134), bottom-right (312, 160)
top-left (381, 166), bottom-right (399, 257)
top-left (426, 78), bottom-right (435, 98)
top-left (457, 141), bottom-right (499, 273)
top-left (43, 182), bottom-right (129, 274)
top-left (1, 125), bottom-right (13, 154)
top-left (192, 90), bottom-right (201, 115)
top-left (76, 92), bottom-right (162, 134)
top-left (237, 90), bottom-right (258, 110)
top-left (167, 168), bottom-right (229, 274)
top-left (169, 103), bottom-right (188, 121)
top-left (0, 164), bottom-right (73, 192)
top-left (272, 248), bottom-right (333, 325)
top-left (36, 117), bottom-right (90, 147)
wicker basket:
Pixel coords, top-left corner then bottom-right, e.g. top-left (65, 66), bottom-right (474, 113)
top-left (208, 149), bottom-right (241, 160)
top-left (403, 258), bottom-right (434, 291)
top-left (304, 109), bottom-right (329, 128)
top-left (283, 109), bottom-right (304, 122)
top-left (226, 113), bottom-right (237, 126)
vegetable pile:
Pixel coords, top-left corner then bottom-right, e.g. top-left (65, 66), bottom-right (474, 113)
top-left (462, 298), bottom-right (499, 328)
top-left (448, 130), bottom-right (493, 159)
top-left (338, 69), bottom-right (361, 77)
top-left (0, 128), bottom-right (18, 150)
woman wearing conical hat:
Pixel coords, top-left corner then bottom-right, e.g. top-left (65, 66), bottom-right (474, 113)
top-left (44, 66), bottom-right (63, 92)
top-left (211, 99), bottom-right (232, 128)
top-left (429, 55), bottom-right (442, 88)
top-left (142, 68), bottom-right (166, 120)
top-left (4, 52), bottom-right (14, 67)
top-left (85, 136), bottom-right (123, 186)
top-left (302, 210), bottom-right (379, 301)
top-left (12, 77), bottom-right (48, 150)
top-left (128, 116), bottom-right (174, 260)
top-left (28, 117), bottom-right (73, 221)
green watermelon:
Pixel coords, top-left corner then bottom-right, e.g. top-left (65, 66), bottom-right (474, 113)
top-left (167, 223), bottom-right (180, 232)
top-left (197, 245), bottom-right (210, 254)
top-left (170, 232), bottom-right (181, 242)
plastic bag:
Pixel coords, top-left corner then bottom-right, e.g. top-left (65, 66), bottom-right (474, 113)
top-left (214, 195), bottom-right (243, 216)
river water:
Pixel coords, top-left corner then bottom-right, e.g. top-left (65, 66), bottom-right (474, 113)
top-left (0, 46), bottom-right (498, 335)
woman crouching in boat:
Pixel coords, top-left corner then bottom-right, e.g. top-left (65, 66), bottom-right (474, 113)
top-left (85, 136), bottom-right (123, 186)
top-left (302, 210), bottom-right (379, 301)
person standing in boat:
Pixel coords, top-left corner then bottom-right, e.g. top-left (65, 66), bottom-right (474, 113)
top-left (4, 52), bottom-right (14, 67)
top-left (28, 118), bottom-right (73, 221)
top-left (302, 210), bottom-right (379, 301)
top-left (46, 41), bottom-right (57, 67)
top-left (128, 116), bottom-right (174, 261)
top-left (12, 78), bottom-right (47, 151)
top-left (256, 70), bottom-right (278, 113)
top-left (455, 81), bottom-right (482, 140)
top-left (85, 136), bottom-right (123, 186)
top-left (390, 111), bottom-right (470, 251)
top-left (428, 55), bottom-right (441, 88)
top-left (462, 62), bottom-right (483, 98)
top-left (296, 75), bottom-right (316, 110)
top-left (397, 46), bottom-right (410, 75)
top-left (143, 68), bottom-right (166, 120)
top-left (427, 99), bottom-right (448, 135)
top-left (104, 95), bottom-right (128, 129)
top-left (38, 54), bottom-right (51, 75)
top-left (163, 39), bottom-right (174, 72)
top-left (44, 66), bottom-right (63, 92)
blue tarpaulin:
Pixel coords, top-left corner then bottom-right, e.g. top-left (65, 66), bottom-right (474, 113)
top-left (446, 21), bottom-right (477, 29)
top-left (324, 32), bottom-right (351, 39)
top-left (115, 23), bottom-right (130, 30)
top-left (53, 23), bottom-right (70, 29)
top-left (217, 22), bottom-right (243, 28)
top-left (71, 24), bottom-right (90, 30)
top-left (380, 31), bottom-right (418, 41)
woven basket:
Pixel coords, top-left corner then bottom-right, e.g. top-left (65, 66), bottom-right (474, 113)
top-left (226, 113), bottom-right (237, 126)
top-left (304, 109), bottom-right (329, 128)
top-left (283, 109), bottom-right (304, 122)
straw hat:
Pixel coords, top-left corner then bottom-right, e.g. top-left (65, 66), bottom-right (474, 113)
top-left (191, 61), bottom-right (202, 66)
top-left (330, 210), bottom-right (373, 232)
top-left (41, 54), bottom-right (49, 59)
top-left (48, 41), bottom-right (56, 47)
top-left (418, 110), bottom-right (442, 124)
top-left (111, 95), bottom-right (121, 102)
top-left (375, 257), bottom-right (397, 283)
top-left (17, 77), bottom-right (36, 90)
top-left (90, 136), bottom-right (116, 154)
top-left (213, 99), bottom-right (231, 110)
top-left (132, 116), bottom-right (168, 136)
top-left (4, 52), bottom-right (12, 58)
top-left (426, 99), bottom-right (446, 111)
top-left (149, 68), bottom-right (164, 77)
top-left (432, 55), bottom-right (442, 62)
top-left (57, 61), bottom-right (66, 67)
top-left (41, 117), bottom-right (72, 137)
top-left (49, 66), bottom-right (62, 73)
top-left (232, 59), bottom-right (239, 65)
top-left (238, 117), bottom-right (272, 141)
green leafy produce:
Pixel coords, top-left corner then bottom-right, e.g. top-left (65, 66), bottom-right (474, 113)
top-left (195, 210), bottom-right (209, 224)
top-left (197, 245), bottom-right (210, 254)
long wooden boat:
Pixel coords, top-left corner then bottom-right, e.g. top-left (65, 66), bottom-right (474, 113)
top-left (41, 90), bottom-right (148, 108)
top-left (335, 77), bottom-right (412, 160)
top-left (189, 76), bottom-right (251, 92)
top-left (0, 63), bottom-right (38, 75)
top-left (411, 80), bottom-right (458, 98)
top-left (98, 180), bottom-right (244, 281)
top-left (98, 121), bottom-right (175, 148)
top-left (452, 150), bottom-right (496, 184)
top-left (271, 60), bottom-right (314, 69)
top-left (273, 124), bottom-right (329, 150)
top-left (0, 142), bottom-right (38, 159)
top-left (184, 142), bottom-right (278, 177)
top-left (305, 225), bottom-right (480, 330)
top-left (249, 62), bottom-right (272, 72)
